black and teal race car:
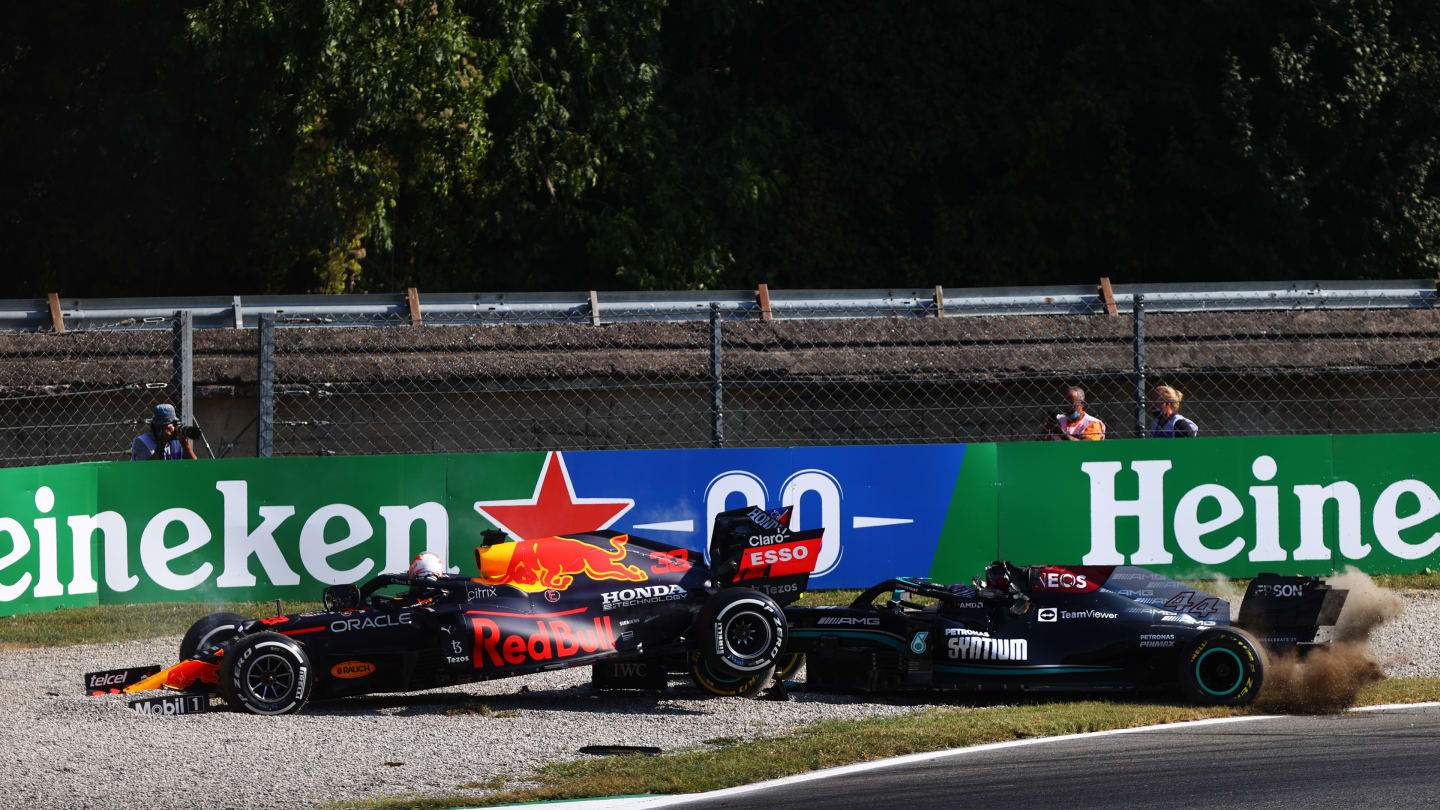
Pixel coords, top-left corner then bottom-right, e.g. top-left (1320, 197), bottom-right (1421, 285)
top-left (783, 562), bottom-right (1347, 705)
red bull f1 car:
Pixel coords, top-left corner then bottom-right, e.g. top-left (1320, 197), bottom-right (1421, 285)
top-left (86, 506), bottom-right (822, 714)
top-left (783, 562), bottom-right (1347, 705)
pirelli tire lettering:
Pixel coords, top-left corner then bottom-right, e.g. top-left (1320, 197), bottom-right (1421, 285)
top-left (695, 589), bottom-right (787, 677)
top-left (1179, 628), bottom-right (1263, 707)
top-left (218, 632), bottom-right (313, 715)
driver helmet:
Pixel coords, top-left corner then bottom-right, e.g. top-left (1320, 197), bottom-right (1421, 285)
top-left (984, 561), bottom-right (1011, 591)
top-left (408, 551), bottom-right (445, 581)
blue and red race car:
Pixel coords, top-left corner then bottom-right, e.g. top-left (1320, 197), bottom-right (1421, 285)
top-left (87, 505), bottom-right (822, 714)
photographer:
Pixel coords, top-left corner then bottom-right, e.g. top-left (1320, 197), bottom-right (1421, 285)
top-left (130, 404), bottom-right (199, 460)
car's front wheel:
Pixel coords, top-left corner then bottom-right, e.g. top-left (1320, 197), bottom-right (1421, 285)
top-left (1178, 628), bottom-right (1264, 706)
top-left (179, 612), bottom-right (245, 660)
top-left (218, 631), bottom-right (313, 715)
top-left (687, 648), bottom-right (776, 698)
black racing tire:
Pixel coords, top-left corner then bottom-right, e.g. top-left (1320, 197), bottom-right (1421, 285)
top-left (217, 631), bottom-right (313, 715)
top-left (1178, 627), bottom-right (1264, 706)
top-left (179, 612), bottom-right (245, 660)
top-left (694, 588), bottom-right (787, 677)
top-left (775, 652), bottom-right (805, 681)
top-left (688, 648), bottom-right (776, 698)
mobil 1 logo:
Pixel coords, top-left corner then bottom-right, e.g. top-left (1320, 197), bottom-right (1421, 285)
top-left (130, 693), bottom-right (210, 716)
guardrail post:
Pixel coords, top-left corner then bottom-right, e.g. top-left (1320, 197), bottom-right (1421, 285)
top-left (257, 313), bottom-right (275, 457)
top-left (1133, 293), bottom-right (1147, 439)
top-left (710, 303), bottom-right (724, 448)
top-left (171, 311), bottom-right (194, 425)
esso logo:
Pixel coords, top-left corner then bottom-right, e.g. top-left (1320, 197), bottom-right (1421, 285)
top-left (706, 469), bottom-right (842, 576)
top-left (1037, 571), bottom-right (1088, 590)
top-left (746, 544), bottom-right (810, 567)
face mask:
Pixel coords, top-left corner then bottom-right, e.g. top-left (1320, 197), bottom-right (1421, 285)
top-left (1149, 407), bottom-right (1164, 419)
top-left (1068, 408), bottom-right (1083, 421)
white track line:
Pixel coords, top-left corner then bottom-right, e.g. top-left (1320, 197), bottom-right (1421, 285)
top-left (482, 702), bottom-right (1440, 809)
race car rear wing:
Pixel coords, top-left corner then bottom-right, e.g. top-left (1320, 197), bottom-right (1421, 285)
top-left (708, 505), bottom-right (823, 605)
top-left (1235, 573), bottom-right (1347, 651)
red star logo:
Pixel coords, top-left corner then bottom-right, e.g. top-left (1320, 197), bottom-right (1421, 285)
top-left (472, 451), bottom-right (634, 541)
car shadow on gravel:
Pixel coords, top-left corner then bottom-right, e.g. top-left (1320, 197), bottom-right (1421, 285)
top-left (299, 685), bottom-right (713, 718)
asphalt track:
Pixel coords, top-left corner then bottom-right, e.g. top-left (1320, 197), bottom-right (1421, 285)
top-left (680, 705), bottom-right (1440, 809)
top-left (528, 704), bottom-right (1440, 810)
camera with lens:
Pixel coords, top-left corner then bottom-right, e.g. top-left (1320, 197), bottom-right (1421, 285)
top-left (179, 425), bottom-right (202, 440)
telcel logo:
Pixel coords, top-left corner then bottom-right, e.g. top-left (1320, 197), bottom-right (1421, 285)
top-left (331, 661), bottom-right (376, 679)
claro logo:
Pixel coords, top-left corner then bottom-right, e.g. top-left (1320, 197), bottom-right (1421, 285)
top-left (330, 661), bottom-right (376, 679)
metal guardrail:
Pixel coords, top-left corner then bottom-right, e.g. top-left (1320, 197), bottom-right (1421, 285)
top-left (4, 280), bottom-right (1436, 331)
top-left (4, 280), bottom-right (1440, 467)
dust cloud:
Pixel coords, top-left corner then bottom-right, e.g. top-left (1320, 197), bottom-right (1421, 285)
top-left (1255, 570), bottom-right (1402, 714)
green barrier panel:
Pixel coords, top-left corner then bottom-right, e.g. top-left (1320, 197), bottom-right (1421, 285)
top-left (994, 434), bottom-right (1440, 577)
top-left (930, 442), bottom-right (999, 583)
top-left (0, 463), bottom-right (102, 613)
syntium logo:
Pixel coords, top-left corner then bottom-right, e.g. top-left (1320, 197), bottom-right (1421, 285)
top-left (947, 636), bottom-right (1028, 661)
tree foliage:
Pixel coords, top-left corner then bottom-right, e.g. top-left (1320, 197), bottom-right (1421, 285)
top-left (4, 0), bottom-right (1440, 296)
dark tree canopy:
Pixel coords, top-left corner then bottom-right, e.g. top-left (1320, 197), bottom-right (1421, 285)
top-left (4, 0), bottom-right (1439, 296)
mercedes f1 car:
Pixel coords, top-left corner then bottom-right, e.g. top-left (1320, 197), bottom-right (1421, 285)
top-left (86, 505), bottom-right (822, 714)
top-left (783, 562), bottom-right (1347, 705)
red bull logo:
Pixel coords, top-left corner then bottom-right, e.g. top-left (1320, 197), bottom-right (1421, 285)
top-left (473, 534), bottom-right (648, 592)
top-left (469, 616), bottom-right (615, 668)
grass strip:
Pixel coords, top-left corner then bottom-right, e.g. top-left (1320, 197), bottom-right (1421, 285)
top-left (0, 600), bottom-right (322, 649)
top-left (325, 677), bottom-right (1440, 810)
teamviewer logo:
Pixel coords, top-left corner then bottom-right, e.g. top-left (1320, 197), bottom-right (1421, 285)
top-left (1038, 607), bottom-right (1057, 623)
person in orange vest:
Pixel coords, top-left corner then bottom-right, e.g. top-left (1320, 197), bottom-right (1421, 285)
top-left (1044, 386), bottom-right (1106, 440)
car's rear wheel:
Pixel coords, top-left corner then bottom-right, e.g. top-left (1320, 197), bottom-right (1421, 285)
top-left (688, 648), bottom-right (776, 698)
top-left (179, 612), bottom-right (245, 660)
top-left (218, 631), bottom-right (313, 715)
top-left (694, 589), bottom-right (787, 677)
top-left (1179, 628), bottom-right (1263, 706)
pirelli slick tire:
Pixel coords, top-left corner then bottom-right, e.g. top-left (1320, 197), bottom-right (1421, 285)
top-left (695, 588), bottom-right (787, 678)
top-left (218, 632), bottom-right (313, 715)
top-left (1179, 627), bottom-right (1264, 706)
top-left (775, 652), bottom-right (805, 681)
top-left (688, 648), bottom-right (776, 698)
top-left (179, 612), bottom-right (245, 660)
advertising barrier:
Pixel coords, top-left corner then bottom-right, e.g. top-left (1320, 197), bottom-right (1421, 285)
top-left (1, 435), bottom-right (1437, 616)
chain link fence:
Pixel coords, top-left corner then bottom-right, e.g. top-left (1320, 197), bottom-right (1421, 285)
top-left (3, 288), bottom-right (1438, 466)
top-left (0, 320), bottom-right (177, 466)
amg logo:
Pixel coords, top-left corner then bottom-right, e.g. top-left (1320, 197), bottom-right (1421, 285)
top-left (817, 616), bottom-right (880, 626)
top-left (601, 584), bottom-right (686, 609)
top-left (947, 636), bottom-right (1029, 661)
